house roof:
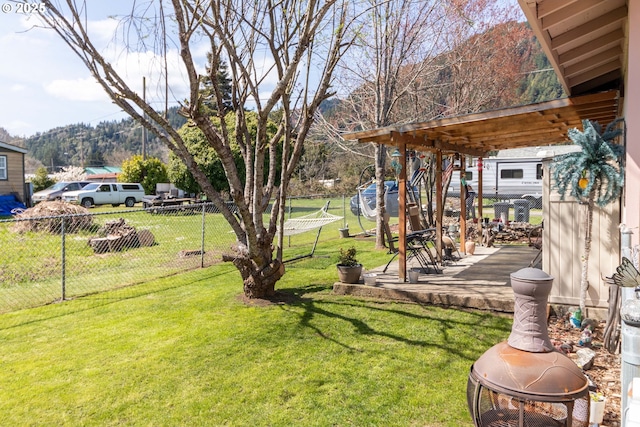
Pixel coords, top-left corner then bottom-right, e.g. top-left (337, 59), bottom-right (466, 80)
top-left (0, 140), bottom-right (28, 154)
top-left (84, 166), bottom-right (122, 175)
top-left (344, 90), bottom-right (620, 156)
top-left (518, 0), bottom-right (627, 96)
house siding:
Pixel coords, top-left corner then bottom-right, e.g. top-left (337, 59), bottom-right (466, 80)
top-left (0, 147), bottom-right (26, 203)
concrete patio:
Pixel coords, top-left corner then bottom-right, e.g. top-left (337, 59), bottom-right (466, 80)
top-left (333, 244), bottom-right (539, 313)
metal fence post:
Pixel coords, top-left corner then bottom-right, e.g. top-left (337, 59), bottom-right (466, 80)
top-left (201, 203), bottom-right (206, 268)
top-left (287, 197), bottom-right (292, 247)
top-left (342, 195), bottom-right (346, 229)
top-left (61, 216), bottom-right (66, 301)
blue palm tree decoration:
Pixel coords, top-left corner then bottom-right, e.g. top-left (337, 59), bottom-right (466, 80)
top-left (551, 118), bottom-right (625, 312)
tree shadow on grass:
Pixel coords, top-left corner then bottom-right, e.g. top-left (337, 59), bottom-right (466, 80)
top-left (266, 284), bottom-right (511, 361)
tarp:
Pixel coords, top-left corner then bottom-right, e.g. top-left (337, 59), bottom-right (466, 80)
top-left (0, 194), bottom-right (26, 216)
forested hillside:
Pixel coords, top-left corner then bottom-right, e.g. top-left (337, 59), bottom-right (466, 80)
top-left (4, 107), bottom-right (187, 174)
top-left (3, 21), bottom-right (562, 177)
top-left (292, 21), bottom-right (565, 195)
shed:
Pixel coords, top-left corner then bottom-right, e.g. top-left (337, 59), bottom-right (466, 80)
top-left (0, 140), bottom-right (28, 205)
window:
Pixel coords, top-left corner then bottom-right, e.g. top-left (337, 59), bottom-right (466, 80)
top-left (122, 184), bottom-right (141, 191)
top-left (464, 172), bottom-right (473, 181)
top-left (99, 184), bottom-right (111, 192)
top-left (0, 156), bottom-right (6, 180)
top-left (500, 169), bottom-right (523, 179)
top-left (536, 163), bottom-right (543, 180)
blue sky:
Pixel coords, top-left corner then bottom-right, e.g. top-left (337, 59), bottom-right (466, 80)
top-left (0, 2), bottom-right (201, 138)
top-left (0, 1), bottom-right (523, 139)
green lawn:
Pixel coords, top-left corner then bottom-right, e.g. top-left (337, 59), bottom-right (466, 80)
top-left (0, 238), bottom-right (512, 426)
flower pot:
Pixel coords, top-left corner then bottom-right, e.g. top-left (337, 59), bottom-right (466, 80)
top-left (408, 269), bottom-right (420, 283)
top-left (589, 394), bottom-right (606, 424)
top-left (363, 273), bottom-right (377, 286)
top-left (465, 240), bottom-right (476, 255)
top-left (337, 264), bottom-right (362, 284)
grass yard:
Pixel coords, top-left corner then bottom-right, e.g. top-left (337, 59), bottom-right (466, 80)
top-left (0, 238), bottom-right (512, 426)
top-left (0, 197), bottom-right (365, 313)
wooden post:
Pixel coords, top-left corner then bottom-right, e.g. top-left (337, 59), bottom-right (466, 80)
top-left (477, 157), bottom-right (484, 243)
top-left (459, 154), bottom-right (467, 253)
top-left (397, 136), bottom-right (407, 282)
top-left (435, 149), bottom-right (443, 263)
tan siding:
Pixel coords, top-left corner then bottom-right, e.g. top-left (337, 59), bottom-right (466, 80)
top-left (0, 150), bottom-right (26, 203)
top-left (543, 160), bottom-right (620, 311)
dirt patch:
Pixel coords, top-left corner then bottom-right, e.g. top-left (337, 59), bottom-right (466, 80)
top-left (548, 315), bottom-right (621, 426)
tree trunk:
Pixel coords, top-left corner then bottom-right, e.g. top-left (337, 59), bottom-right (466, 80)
top-left (375, 145), bottom-right (387, 249)
top-left (579, 194), bottom-right (595, 313)
top-left (222, 236), bottom-right (285, 299)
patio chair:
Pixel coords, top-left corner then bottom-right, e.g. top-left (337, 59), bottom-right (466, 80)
top-left (382, 229), bottom-right (440, 274)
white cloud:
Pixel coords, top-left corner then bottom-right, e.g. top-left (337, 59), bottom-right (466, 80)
top-left (9, 83), bottom-right (26, 92)
top-left (45, 77), bottom-right (109, 102)
top-left (88, 18), bottom-right (120, 43)
top-left (4, 119), bottom-right (33, 135)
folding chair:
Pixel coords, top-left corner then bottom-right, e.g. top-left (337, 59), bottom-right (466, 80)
top-left (383, 229), bottom-right (439, 274)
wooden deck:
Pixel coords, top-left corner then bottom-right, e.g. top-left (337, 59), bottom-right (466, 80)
top-left (333, 245), bottom-right (540, 313)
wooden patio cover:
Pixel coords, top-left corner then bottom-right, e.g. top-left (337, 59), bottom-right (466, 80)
top-left (344, 90), bottom-right (621, 281)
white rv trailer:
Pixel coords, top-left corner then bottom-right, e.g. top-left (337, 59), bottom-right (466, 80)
top-left (448, 156), bottom-right (543, 201)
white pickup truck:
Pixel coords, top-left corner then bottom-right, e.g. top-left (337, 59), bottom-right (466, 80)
top-left (63, 183), bottom-right (146, 208)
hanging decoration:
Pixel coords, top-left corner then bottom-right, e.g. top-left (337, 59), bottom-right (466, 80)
top-left (578, 170), bottom-right (589, 190)
top-left (390, 148), bottom-right (402, 177)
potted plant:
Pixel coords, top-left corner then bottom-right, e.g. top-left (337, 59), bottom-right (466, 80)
top-left (589, 391), bottom-right (606, 425)
top-left (336, 246), bottom-right (362, 284)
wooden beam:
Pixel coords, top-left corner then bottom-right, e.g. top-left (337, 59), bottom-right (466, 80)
top-left (541, 0), bottom-right (605, 30)
top-left (536, 0), bottom-right (579, 19)
top-left (433, 139), bottom-right (485, 157)
top-left (568, 59), bottom-right (621, 87)
top-left (558, 29), bottom-right (624, 66)
top-left (571, 69), bottom-right (623, 95)
top-left (550, 6), bottom-right (627, 50)
top-left (563, 46), bottom-right (622, 78)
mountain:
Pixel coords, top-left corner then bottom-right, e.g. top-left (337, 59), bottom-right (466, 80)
top-left (19, 107), bottom-right (187, 173)
top-left (12, 22), bottom-right (562, 175)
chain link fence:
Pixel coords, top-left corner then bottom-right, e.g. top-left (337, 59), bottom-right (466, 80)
top-left (0, 192), bottom-right (543, 316)
top-left (0, 203), bottom-right (236, 315)
top-left (0, 197), bottom-right (357, 316)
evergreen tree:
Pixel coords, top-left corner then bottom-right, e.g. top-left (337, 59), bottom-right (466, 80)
top-left (550, 119), bottom-right (625, 312)
top-left (30, 167), bottom-right (55, 192)
top-left (199, 56), bottom-right (233, 114)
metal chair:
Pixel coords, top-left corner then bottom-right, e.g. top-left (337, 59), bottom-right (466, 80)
top-left (383, 229), bottom-right (440, 274)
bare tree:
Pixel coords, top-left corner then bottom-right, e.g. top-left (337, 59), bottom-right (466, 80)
top-left (331, 0), bottom-right (529, 231)
top-left (34, 0), bottom-right (355, 298)
top-left (436, 0), bottom-right (529, 116)
top-left (334, 0), bottom-right (447, 247)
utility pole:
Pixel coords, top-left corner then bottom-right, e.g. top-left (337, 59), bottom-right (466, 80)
top-left (142, 76), bottom-right (147, 160)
